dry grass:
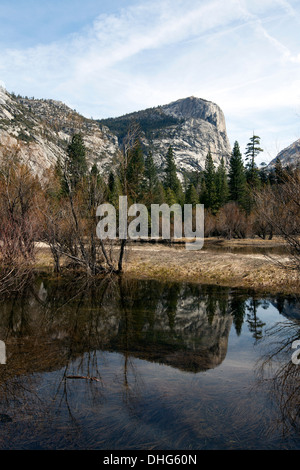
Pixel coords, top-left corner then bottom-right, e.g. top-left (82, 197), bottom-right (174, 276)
top-left (122, 238), bottom-right (299, 295)
top-left (33, 237), bottom-right (300, 295)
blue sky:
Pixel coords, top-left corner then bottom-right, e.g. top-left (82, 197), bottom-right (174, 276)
top-left (1, 0), bottom-right (300, 164)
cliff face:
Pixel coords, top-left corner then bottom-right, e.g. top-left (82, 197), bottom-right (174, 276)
top-left (0, 87), bottom-right (119, 176)
top-left (101, 96), bottom-right (232, 173)
top-left (0, 88), bottom-right (231, 175)
top-left (268, 138), bottom-right (300, 169)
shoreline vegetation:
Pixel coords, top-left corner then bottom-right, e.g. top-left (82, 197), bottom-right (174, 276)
top-left (0, 132), bottom-right (299, 296)
top-left (34, 236), bottom-right (300, 295)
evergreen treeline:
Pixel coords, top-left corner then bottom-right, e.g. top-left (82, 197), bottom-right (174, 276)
top-left (105, 132), bottom-right (299, 239)
top-left (106, 134), bottom-right (270, 206)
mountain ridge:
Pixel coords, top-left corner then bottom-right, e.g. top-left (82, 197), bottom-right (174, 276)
top-left (0, 87), bottom-right (231, 175)
top-left (268, 137), bottom-right (300, 169)
top-left (99, 95), bottom-right (232, 173)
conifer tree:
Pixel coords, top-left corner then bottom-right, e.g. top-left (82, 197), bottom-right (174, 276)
top-left (144, 150), bottom-right (158, 191)
top-left (89, 163), bottom-right (102, 207)
top-left (164, 146), bottom-right (183, 204)
top-left (215, 156), bottom-right (229, 208)
top-left (165, 187), bottom-right (178, 206)
top-left (108, 170), bottom-right (122, 207)
top-left (245, 133), bottom-right (263, 188)
top-left (229, 141), bottom-right (247, 206)
top-left (185, 182), bottom-right (199, 206)
top-left (108, 170), bottom-right (115, 196)
top-left (203, 151), bottom-right (218, 212)
top-left (53, 157), bottom-right (66, 198)
top-left (143, 150), bottom-right (167, 207)
top-left (153, 182), bottom-right (166, 205)
top-left (65, 134), bottom-right (88, 190)
top-left (126, 137), bottom-right (145, 202)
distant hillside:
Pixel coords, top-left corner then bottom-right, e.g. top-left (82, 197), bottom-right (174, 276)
top-left (99, 96), bottom-right (232, 173)
top-left (0, 87), bottom-right (119, 175)
top-left (268, 138), bottom-right (300, 169)
top-left (0, 88), bottom-right (231, 176)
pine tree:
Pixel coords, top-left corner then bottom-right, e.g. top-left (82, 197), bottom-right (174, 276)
top-left (153, 181), bottom-right (166, 205)
top-left (143, 150), bottom-right (168, 207)
top-left (65, 134), bottom-right (88, 190)
top-left (203, 152), bottom-right (218, 213)
top-left (185, 182), bottom-right (199, 206)
top-left (126, 137), bottom-right (145, 202)
top-left (144, 151), bottom-right (158, 191)
top-left (142, 150), bottom-right (158, 205)
top-left (215, 156), bottom-right (229, 208)
top-left (53, 156), bottom-right (67, 198)
top-left (245, 133), bottom-right (263, 188)
top-left (163, 146), bottom-right (183, 204)
top-left (108, 171), bottom-right (122, 207)
top-left (165, 187), bottom-right (178, 206)
top-left (229, 141), bottom-right (247, 206)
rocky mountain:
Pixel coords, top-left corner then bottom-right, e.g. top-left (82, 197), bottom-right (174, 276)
top-left (0, 86), bottom-right (119, 176)
top-left (268, 138), bottom-right (300, 169)
top-left (0, 87), bottom-right (231, 176)
top-left (100, 96), bottom-right (232, 173)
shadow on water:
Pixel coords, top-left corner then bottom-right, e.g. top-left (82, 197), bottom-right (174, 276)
top-left (0, 273), bottom-right (299, 449)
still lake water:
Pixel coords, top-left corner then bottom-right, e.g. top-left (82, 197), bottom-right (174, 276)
top-left (0, 275), bottom-right (299, 450)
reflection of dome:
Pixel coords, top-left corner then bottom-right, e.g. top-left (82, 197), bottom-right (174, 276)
top-left (271, 299), bottom-right (300, 320)
top-left (140, 332), bottom-right (232, 373)
top-left (0, 279), bottom-right (234, 377)
top-left (122, 306), bottom-right (233, 373)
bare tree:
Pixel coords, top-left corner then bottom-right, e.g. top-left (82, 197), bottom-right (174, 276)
top-left (255, 169), bottom-right (300, 270)
top-left (38, 127), bottom-right (142, 276)
top-left (0, 145), bottom-right (41, 266)
top-left (216, 202), bottom-right (254, 239)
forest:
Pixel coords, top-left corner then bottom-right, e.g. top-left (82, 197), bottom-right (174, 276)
top-left (0, 127), bottom-right (299, 284)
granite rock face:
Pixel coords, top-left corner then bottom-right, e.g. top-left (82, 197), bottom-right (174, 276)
top-left (101, 96), bottom-right (232, 173)
top-left (0, 87), bottom-right (119, 176)
top-left (0, 87), bottom-right (231, 176)
top-left (268, 138), bottom-right (300, 169)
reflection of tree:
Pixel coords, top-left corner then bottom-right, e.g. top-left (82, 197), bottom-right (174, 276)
top-left (115, 277), bottom-right (144, 410)
top-left (256, 319), bottom-right (300, 436)
top-left (162, 282), bottom-right (181, 331)
top-left (230, 294), bottom-right (246, 336)
top-left (246, 299), bottom-right (266, 341)
top-left (0, 275), bottom-right (114, 437)
top-left (205, 286), bottom-right (219, 324)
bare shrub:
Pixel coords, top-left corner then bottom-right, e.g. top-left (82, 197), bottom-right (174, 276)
top-left (0, 147), bottom-right (41, 266)
top-left (216, 202), bottom-right (254, 239)
top-left (204, 209), bottom-right (217, 237)
top-left (255, 169), bottom-right (300, 270)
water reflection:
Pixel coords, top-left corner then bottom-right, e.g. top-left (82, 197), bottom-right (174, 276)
top-left (255, 314), bottom-right (300, 437)
top-left (0, 275), bottom-right (299, 449)
top-left (0, 277), bottom-right (238, 374)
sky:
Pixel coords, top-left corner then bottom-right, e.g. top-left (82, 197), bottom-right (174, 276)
top-left (0, 0), bottom-right (300, 164)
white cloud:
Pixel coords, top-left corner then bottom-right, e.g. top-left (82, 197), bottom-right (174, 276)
top-left (0, 0), bottom-right (299, 161)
